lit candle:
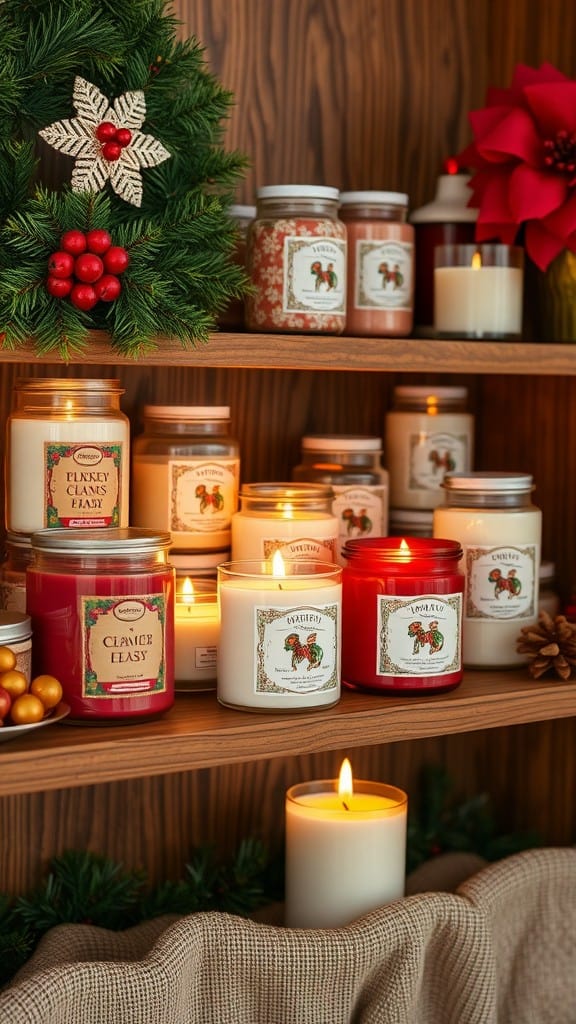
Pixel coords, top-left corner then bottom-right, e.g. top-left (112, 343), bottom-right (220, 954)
top-left (217, 556), bottom-right (342, 711)
top-left (434, 243), bottom-right (523, 337)
top-left (285, 759), bottom-right (407, 928)
top-left (231, 483), bottom-right (339, 563)
top-left (174, 577), bottom-right (219, 691)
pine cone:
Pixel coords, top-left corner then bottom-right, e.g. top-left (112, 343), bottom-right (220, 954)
top-left (516, 611), bottom-right (576, 680)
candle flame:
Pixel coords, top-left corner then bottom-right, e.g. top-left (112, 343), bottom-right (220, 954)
top-left (271, 550), bottom-right (286, 578)
top-left (338, 758), bottom-right (353, 809)
top-left (398, 538), bottom-right (411, 562)
top-left (471, 249), bottom-right (482, 270)
top-left (181, 576), bottom-right (195, 605)
top-left (425, 395), bottom-right (439, 416)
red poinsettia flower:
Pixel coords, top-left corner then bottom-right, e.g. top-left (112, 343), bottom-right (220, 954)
top-left (459, 63), bottom-right (576, 270)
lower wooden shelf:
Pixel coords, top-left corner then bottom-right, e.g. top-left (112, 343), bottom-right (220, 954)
top-left (1, 670), bottom-right (575, 796)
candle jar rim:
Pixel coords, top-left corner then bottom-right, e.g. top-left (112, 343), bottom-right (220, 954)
top-left (434, 243), bottom-right (524, 268)
top-left (286, 778), bottom-right (407, 811)
top-left (176, 577), bottom-right (217, 601)
top-left (342, 536), bottom-right (462, 564)
top-left (240, 482), bottom-right (334, 500)
top-left (218, 559), bottom-right (342, 580)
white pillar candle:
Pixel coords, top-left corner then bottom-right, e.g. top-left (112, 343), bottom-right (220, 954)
top-left (285, 759), bottom-right (407, 928)
top-left (231, 483), bottom-right (339, 563)
top-left (434, 245), bottom-right (523, 337)
top-left (174, 578), bottom-right (219, 692)
top-left (217, 557), bottom-right (341, 710)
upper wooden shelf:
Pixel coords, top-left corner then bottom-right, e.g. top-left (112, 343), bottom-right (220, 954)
top-left (1, 669), bottom-right (575, 796)
top-left (1, 332), bottom-right (575, 375)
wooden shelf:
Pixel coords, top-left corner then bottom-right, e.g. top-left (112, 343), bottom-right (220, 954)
top-left (1, 670), bottom-right (575, 796)
top-left (2, 332), bottom-right (576, 375)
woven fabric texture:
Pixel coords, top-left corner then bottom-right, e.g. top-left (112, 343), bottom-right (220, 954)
top-left (0, 847), bottom-right (573, 1024)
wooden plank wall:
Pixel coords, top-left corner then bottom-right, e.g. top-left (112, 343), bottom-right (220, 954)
top-left (1, 0), bottom-right (575, 896)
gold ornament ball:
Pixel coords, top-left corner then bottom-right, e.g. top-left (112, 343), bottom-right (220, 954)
top-left (0, 645), bottom-right (17, 673)
top-left (0, 668), bottom-right (28, 700)
top-left (30, 674), bottom-right (63, 710)
top-left (10, 693), bottom-right (45, 725)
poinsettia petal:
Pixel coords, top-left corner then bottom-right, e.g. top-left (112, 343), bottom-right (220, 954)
top-left (476, 107), bottom-right (542, 164)
top-left (73, 76), bottom-right (110, 126)
top-left (541, 191), bottom-right (576, 239)
top-left (524, 81), bottom-right (576, 136)
top-left (71, 154), bottom-right (110, 193)
top-left (508, 163), bottom-right (567, 221)
top-left (525, 219), bottom-right (566, 270)
top-left (470, 168), bottom-right (515, 222)
top-left (474, 220), bottom-right (519, 245)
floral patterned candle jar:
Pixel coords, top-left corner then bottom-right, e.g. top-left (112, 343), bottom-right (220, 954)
top-left (342, 537), bottom-right (464, 694)
top-left (26, 528), bottom-right (175, 722)
top-left (245, 185), bottom-right (347, 334)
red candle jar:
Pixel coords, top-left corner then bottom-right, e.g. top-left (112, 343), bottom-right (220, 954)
top-left (26, 528), bottom-right (175, 723)
top-left (342, 537), bottom-right (464, 694)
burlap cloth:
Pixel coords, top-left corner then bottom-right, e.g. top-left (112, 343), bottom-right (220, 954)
top-left (1, 847), bottom-right (574, 1024)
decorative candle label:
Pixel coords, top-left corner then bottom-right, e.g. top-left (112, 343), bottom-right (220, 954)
top-left (46, 442), bottom-right (122, 527)
top-left (355, 238), bottom-right (413, 310)
top-left (283, 236), bottom-right (346, 313)
top-left (195, 646), bottom-right (217, 670)
top-left (170, 458), bottom-right (239, 534)
top-left (81, 594), bottom-right (167, 697)
top-left (465, 545), bottom-right (538, 620)
top-left (408, 431), bottom-right (469, 491)
top-left (262, 536), bottom-right (337, 561)
top-left (376, 593), bottom-right (462, 676)
top-left (331, 486), bottom-right (386, 541)
top-left (254, 603), bottom-right (339, 695)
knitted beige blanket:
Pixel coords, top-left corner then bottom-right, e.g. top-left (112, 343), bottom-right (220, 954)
top-left (1, 847), bottom-right (574, 1024)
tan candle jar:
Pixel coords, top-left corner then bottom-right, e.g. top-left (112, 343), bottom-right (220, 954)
top-left (339, 191), bottom-right (414, 337)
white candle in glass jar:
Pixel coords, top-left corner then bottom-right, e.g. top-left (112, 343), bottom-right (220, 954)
top-left (8, 380), bottom-right (129, 534)
top-left (433, 472), bottom-right (541, 668)
top-left (231, 483), bottom-right (339, 562)
top-left (434, 244), bottom-right (523, 337)
top-left (174, 577), bottom-right (219, 691)
top-left (285, 759), bottom-right (407, 928)
top-left (217, 556), bottom-right (341, 710)
top-left (385, 386), bottom-right (474, 509)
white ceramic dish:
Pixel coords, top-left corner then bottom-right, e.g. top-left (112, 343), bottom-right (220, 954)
top-left (0, 701), bottom-right (71, 742)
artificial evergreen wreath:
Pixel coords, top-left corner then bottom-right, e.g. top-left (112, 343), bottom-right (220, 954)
top-left (0, 0), bottom-right (248, 358)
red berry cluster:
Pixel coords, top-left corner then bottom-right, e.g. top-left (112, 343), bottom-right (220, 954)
top-left (46, 229), bottom-right (130, 311)
top-left (96, 121), bottom-right (132, 162)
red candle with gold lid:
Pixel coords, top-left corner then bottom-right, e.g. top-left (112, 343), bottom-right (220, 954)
top-left (342, 536), bottom-right (464, 694)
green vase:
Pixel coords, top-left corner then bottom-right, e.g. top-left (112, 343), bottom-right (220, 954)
top-left (536, 249), bottom-right (576, 342)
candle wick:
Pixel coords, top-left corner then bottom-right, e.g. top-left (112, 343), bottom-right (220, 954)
top-left (341, 800), bottom-right (350, 811)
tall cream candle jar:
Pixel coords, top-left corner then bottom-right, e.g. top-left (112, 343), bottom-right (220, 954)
top-left (433, 472), bottom-right (542, 668)
top-left (385, 385), bottom-right (474, 510)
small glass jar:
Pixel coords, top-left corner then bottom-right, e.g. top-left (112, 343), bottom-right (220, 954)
top-left (292, 435), bottom-right (389, 564)
top-left (245, 185), bottom-right (347, 334)
top-left (341, 537), bottom-right (464, 694)
top-left (0, 610), bottom-right (33, 684)
top-left (174, 576), bottom-right (219, 693)
top-left (339, 191), bottom-right (414, 337)
top-left (218, 204), bottom-right (256, 330)
top-left (231, 483), bottom-right (339, 563)
top-left (385, 385), bottom-right (474, 509)
top-left (131, 406), bottom-right (240, 553)
top-left (26, 528), bottom-right (175, 723)
top-left (433, 473), bottom-right (542, 669)
top-left (7, 378), bottom-right (130, 535)
top-left (0, 532), bottom-right (33, 613)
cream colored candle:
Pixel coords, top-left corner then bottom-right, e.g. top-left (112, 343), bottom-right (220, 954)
top-left (385, 386), bottom-right (473, 509)
top-left (231, 483), bottom-right (339, 562)
top-left (285, 760), bottom-right (407, 928)
top-left (174, 578), bottom-right (219, 692)
top-left (217, 557), bottom-right (341, 710)
top-left (434, 244), bottom-right (523, 337)
top-left (433, 472), bottom-right (541, 668)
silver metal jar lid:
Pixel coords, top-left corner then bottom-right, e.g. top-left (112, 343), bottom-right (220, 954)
top-left (142, 405), bottom-right (230, 420)
top-left (340, 190), bottom-right (409, 206)
top-left (240, 482), bottom-right (334, 501)
top-left (257, 184), bottom-right (340, 202)
top-left (30, 527), bottom-right (172, 556)
top-left (443, 472), bottom-right (534, 493)
top-left (0, 610), bottom-right (32, 642)
top-left (301, 435), bottom-right (382, 452)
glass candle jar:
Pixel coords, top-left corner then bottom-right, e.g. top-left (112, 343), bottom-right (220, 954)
top-left (434, 244), bottom-right (524, 338)
top-left (292, 435), bottom-right (389, 564)
top-left (174, 576), bottom-right (219, 692)
top-left (26, 528), bottom-right (175, 722)
top-left (385, 385), bottom-right (474, 510)
top-left (341, 537), bottom-right (464, 694)
top-left (0, 532), bottom-right (33, 613)
top-left (339, 191), bottom-right (414, 337)
top-left (217, 559), bottom-right (342, 711)
top-left (7, 378), bottom-right (130, 535)
top-left (131, 405), bottom-right (240, 553)
top-left (0, 610), bottom-right (33, 684)
top-left (433, 473), bottom-right (542, 669)
top-left (245, 185), bottom-right (347, 334)
top-left (231, 483), bottom-right (339, 563)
